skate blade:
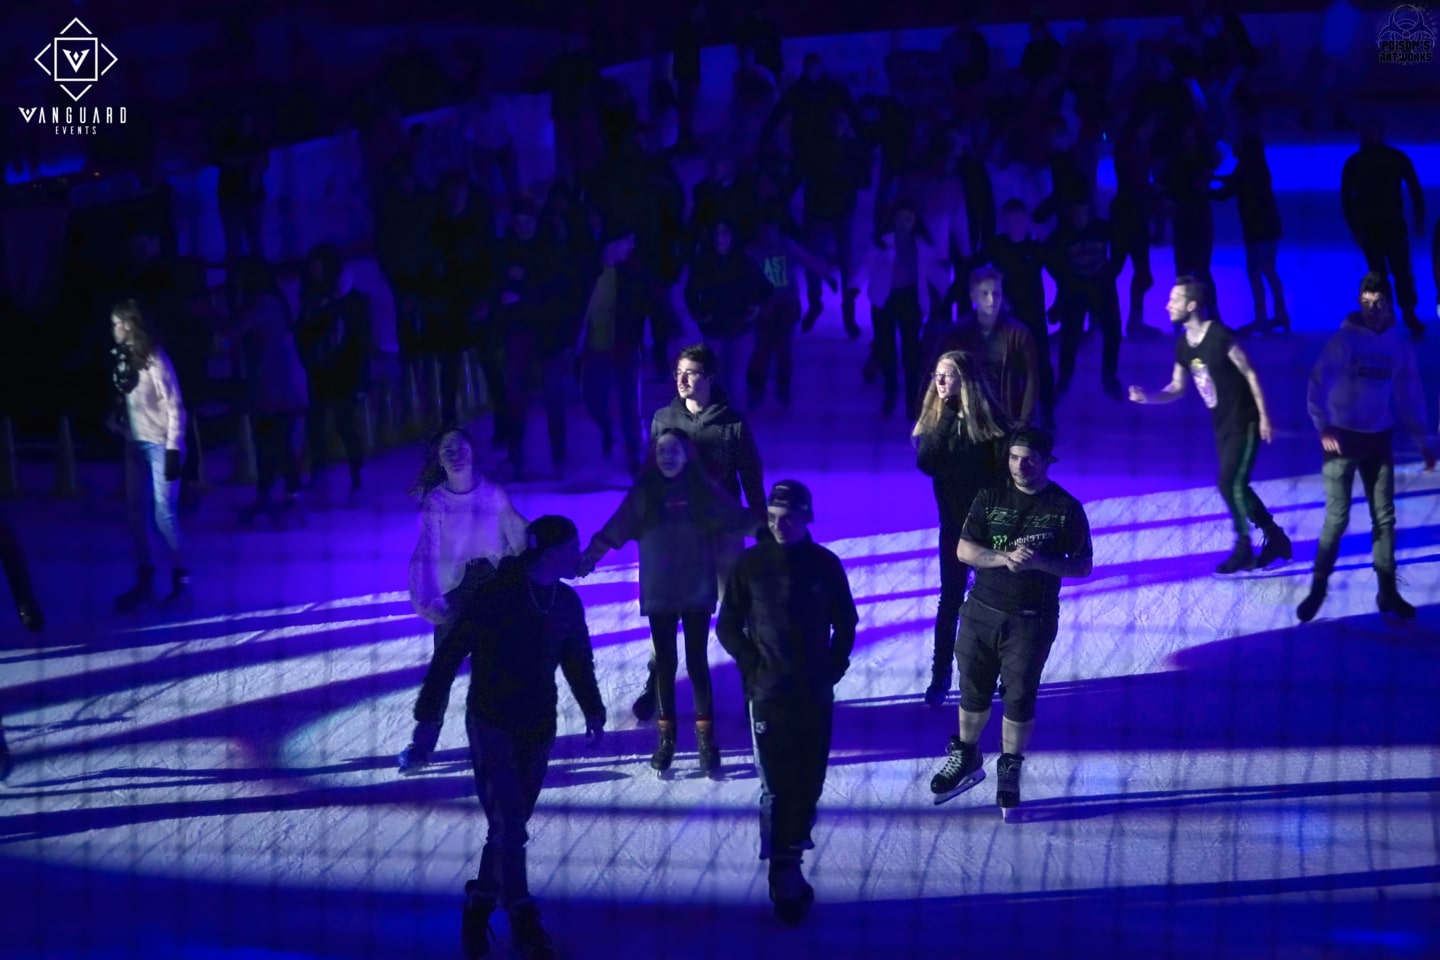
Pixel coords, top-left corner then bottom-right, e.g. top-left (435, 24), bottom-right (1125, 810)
top-left (654, 767), bottom-right (674, 781)
top-left (932, 769), bottom-right (986, 806)
top-left (1000, 804), bottom-right (1018, 822)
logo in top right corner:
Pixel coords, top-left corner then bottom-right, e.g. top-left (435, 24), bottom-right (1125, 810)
top-left (1377, 4), bottom-right (1436, 64)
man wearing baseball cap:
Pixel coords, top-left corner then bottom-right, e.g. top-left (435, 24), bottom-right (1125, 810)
top-left (717, 479), bottom-right (859, 925)
top-left (929, 427), bottom-right (1093, 819)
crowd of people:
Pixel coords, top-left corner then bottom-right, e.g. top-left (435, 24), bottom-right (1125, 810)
top-left (4, 5), bottom-right (1439, 959)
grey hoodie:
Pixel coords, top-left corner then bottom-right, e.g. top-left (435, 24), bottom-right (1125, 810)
top-left (1307, 310), bottom-right (1429, 446)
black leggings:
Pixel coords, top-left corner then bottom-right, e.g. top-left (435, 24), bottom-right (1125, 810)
top-left (1215, 419), bottom-right (1274, 540)
top-left (650, 611), bottom-right (714, 721)
top-left (934, 521), bottom-right (971, 677)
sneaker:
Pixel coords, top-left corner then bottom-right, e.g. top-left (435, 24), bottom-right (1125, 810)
top-left (768, 859), bottom-right (815, 926)
top-left (507, 899), bottom-right (558, 960)
top-left (1296, 583), bottom-right (1327, 623)
top-left (1255, 527), bottom-right (1293, 569)
top-left (651, 719), bottom-right (677, 777)
top-left (930, 735), bottom-right (985, 805)
top-left (996, 752), bottom-right (1024, 819)
top-left (461, 882), bottom-right (496, 959)
top-left (1215, 539), bottom-right (1254, 575)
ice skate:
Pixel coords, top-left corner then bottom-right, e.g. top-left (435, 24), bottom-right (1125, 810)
top-left (461, 881), bottom-right (496, 959)
top-left (631, 671), bottom-right (657, 722)
top-left (1377, 574), bottom-right (1416, 620)
top-left (0, 726), bottom-right (13, 782)
top-left (507, 898), bottom-right (559, 960)
top-left (114, 565), bottom-right (156, 615)
top-left (651, 719), bottom-right (676, 779)
top-left (768, 858), bottom-right (815, 926)
top-left (695, 719), bottom-right (720, 778)
top-left (1296, 582), bottom-right (1327, 623)
top-left (1214, 539), bottom-right (1254, 575)
top-left (270, 494), bottom-right (306, 530)
top-left (157, 569), bottom-right (192, 611)
top-left (1254, 527), bottom-right (1293, 569)
top-left (930, 735), bottom-right (985, 805)
top-left (996, 752), bottom-right (1024, 821)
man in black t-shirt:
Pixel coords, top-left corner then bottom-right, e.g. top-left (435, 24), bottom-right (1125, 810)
top-left (1128, 276), bottom-right (1293, 574)
top-left (928, 428), bottom-right (1092, 818)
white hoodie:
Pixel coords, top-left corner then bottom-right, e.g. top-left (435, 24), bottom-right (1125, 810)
top-left (1307, 311), bottom-right (1429, 446)
top-left (408, 479), bottom-right (529, 624)
top-left (124, 348), bottom-right (187, 452)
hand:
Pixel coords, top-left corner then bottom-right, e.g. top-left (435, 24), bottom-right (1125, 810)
top-left (1258, 417), bottom-right (1274, 443)
top-left (164, 449), bottom-right (182, 482)
top-left (824, 276), bottom-right (839, 293)
top-left (1320, 427), bottom-right (1342, 455)
top-left (575, 555), bottom-right (595, 578)
top-left (584, 711), bottom-right (606, 745)
top-left (410, 719), bottom-right (443, 754)
top-left (1004, 545), bottom-right (1038, 573)
top-left (1128, 385), bottom-right (1146, 404)
top-left (429, 597), bottom-right (453, 625)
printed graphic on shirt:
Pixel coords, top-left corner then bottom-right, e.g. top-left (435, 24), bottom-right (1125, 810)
top-left (1354, 352), bottom-right (1396, 381)
top-left (1189, 358), bottom-right (1219, 409)
top-left (986, 508), bottom-right (1072, 553)
top-left (761, 255), bottom-right (790, 289)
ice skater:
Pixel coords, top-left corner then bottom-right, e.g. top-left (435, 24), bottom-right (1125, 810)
top-left (109, 300), bottom-right (191, 613)
top-left (409, 516), bottom-right (605, 960)
top-left (717, 480), bottom-right (858, 924)
top-left (0, 507), bottom-right (44, 782)
top-left (929, 427), bottom-right (1092, 817)
top-left (578, 429), bottom-right (763, 777)
top-left (1299, 274), bottom-right (1434, 622)
top-left (399, 427), bottom-right (530, 773)
top-left (912, 351), bottom-right (1012, 706)
top-left (1128, 276), bottom-right (1293, 574)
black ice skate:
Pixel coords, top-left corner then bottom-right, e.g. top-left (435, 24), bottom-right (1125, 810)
top-left (1214, 539), bottom-right (1254, 575)
top-left (115, 565), bottom-right (156, 614)
top-left (768, 858), bottom-right (815, 926)
top-left (996, 752), bottom-right (1024, 821)
top-left (0, 726), bottom-right (12, 782)
top-left (461, 881), bottom-right (496, 959)
top-left (1377, 574), bottom-right (1417, 620)
top-left (931, 735), bottom-right (985, 805)
top-left (651, 719), bottom-right (676, 779)
top-left (1254, 527), bottom-right (1293, 569)
top-left (631, 670), bottom-right (657, 722)
top-left (1296, 582), bottom-right (1327, 623)
top-left (507, 898), bottom-right (559, 960)
top-left (695, 720), bottom-right (721, 778)
top-left (158, 569), bottom-right (192, 611)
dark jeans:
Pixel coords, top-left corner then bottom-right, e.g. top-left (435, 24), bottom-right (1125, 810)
top-left (219, 196), bottom-right (264, 262)
top-left (1355, 221), bottom-right (1417, 312)
top-left (503, 329), bottom-right (570, 467)
top-left (253, 412), bottom-right (303, 498)
top-left (933, 521), bottom-right (972, 679)
top-left (1215, 418), bottom-right (1274, 540)
top-left (747, 298), bottom-right (800, 405)
top-left (649, 611), bottom-right (714, 721)
top-left (955, 597), bottom-right (1060, 723)
top-left (1172, 204), bottom-right (1220, 320)
top-left (749, 695), bottom-right (833, 862)
top-left (0, 509), bottom-right (38, 620)
top-left (873, 286), bottom-right (923, 414)
top-left (581, 347), bottom-right (641, 463)
top-left (1314, 431), bottom-right (1397, 581)
top-left (1111, 191), bottom-right (1154, 325)
top-left (465, 716), bottom-right (554, 906)
top-left (306, 396), bottom-right (363, 484)
top-left (1055, 281), bottom-right (1121, 387)
top-left (803, 215), bottom-right (854, 317)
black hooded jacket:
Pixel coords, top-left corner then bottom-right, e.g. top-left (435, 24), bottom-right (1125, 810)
top-left (651, 394), bottom-right (766, 515)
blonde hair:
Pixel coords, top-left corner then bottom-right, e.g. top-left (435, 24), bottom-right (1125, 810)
top-left (911, 350), bottom-right (1012, 446)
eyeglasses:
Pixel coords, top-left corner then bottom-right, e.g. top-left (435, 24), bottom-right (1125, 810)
top-left (674, 369), bottom-right (707, 382)
top-left (931, 373), bottom-right (957, 383)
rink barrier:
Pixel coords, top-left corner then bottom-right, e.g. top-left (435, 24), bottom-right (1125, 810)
top-left (471, 353), bottom-right (490, 411)
top-left (460, 353), bottom-right (478, 419)
top-left (401, 364), bottom-right (424, 439)
top-left (360, 393), bottom-right (376, 455)
top-left (0, 417), bottom-right (17, 497)
top-left (378, 382), bottom-right (400, 448)
top-left (188, 414), bottom-right (211, 492)
top-left (52, 416), bottom-right (83, 499)
top-left (230, 413), bottom-right (258, 486)
top-left (429, 357), bottom-right (445, 430)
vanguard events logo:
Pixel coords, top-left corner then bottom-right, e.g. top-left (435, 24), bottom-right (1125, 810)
top-left (1377, 4), bottom-right (1436, 64)
top-left (21, 18), bottom-right (126, 134)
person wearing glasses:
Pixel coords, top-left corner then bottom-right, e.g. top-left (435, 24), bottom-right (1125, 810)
top-left (629, 343), bottom-right (767, 720)
top-left (912, 350), bottom-right (1015, 707)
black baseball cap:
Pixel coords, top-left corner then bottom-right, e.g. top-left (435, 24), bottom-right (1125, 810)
top-left (766, 480), bottom-right (813, 520)
top-left (1007, 426), bottom-right (1056, 462)
top-left (526, 515), bottom-right (579, 553)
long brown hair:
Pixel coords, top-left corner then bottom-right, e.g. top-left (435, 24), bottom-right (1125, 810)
top-left (911, 350), bottom-right (1011, 446)
top-left (111, 299), bottom-right (162, 369)
top-left (409, 426), bottom-right (476, 500)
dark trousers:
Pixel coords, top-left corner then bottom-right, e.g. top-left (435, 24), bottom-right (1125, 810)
top-left (747, 298), bottom-right (800, 405)
top-left (803, 215), bottom-right (855, 320)
top-left (503, 330), bottom-right (570, 467)
top-left (1055, 281), bottom-right (1121, 387)
top-left (933, 521), bottom-right (971, 679)
top-left (581, 347), bottom-right (642, 463)
top-left (749, 695), bottom-right (833, 862)
top-left (1110, 192), bottom-right (1154, 324)
top-left (649, 611), bottom-right (714, 721)
top-left (437, 350), bottom-right (464, 427)
top-left (0, 509), bottom-right (38, 621)
top-left (873, 287), bottom-right (924, 415)
top-left (1215, 419), bottom-right (1274, 540)
top-left (1314, 431), bottom-right (1397, 581)
top-left (955, 598), bottom-right (1059, 723)
top-left (465, 716), bottom-right (554, 906)
top-left (306, 396), bottom-right (364, 484)
top-left (1012, 306), bottom-right (1055, 421)
top-left (219, 196), bottom-right (264, 262)
top-left (1356, 221), bottom-right (1418, 312)
top-left (253, 412), bottom-right (302, 498)
top-left (1173, 204), bottom-right (1220, 319)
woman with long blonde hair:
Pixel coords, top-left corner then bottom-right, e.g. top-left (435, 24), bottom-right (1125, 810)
top-left (912, 350), bottom-right (1013, 706)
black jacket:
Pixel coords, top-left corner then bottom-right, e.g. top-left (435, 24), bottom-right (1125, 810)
top-left (684, 249), bottom-right (771, 338)
top-left (915, 404), bottom-right (1005, 527)
top-left (651, 395), bottom-right (766, 515)
top-left (295, 289), bottom-right (372, 398)
top-left (717, 537), bottom-right (858, 702)
top-left (1211, 132), bottom-right (1282, 244)
top-left (1342, 143), bottom-right (1424, 231)
top-left (412, 557), bottom-right (604, 739)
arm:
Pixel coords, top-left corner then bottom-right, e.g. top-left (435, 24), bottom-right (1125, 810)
top-left (1227, 343), bottom-right (1274, 439)
top-left (1392, 342), bottom-right (1433, 460)
top-left (715, 561), bottom-right (760, 677)
top-left (956, 535), bottom-right (1016, 569)
top-left (582, 485), bottom-right (648, 570)
top-left (1016, 325), bottom-right (1039, 423)
top-left (412, 619), bottom-right (475, 724)
top-left (152, 352), bottom-right (187, 452)
top-left (733, 421), bottom-right (767, 516)
top-left (1340, 156), bottom-right (1360, 236)
top-left (408, 497), bottom-right (449, 623)
top-left (707, 482), bottom-right (767, 539)
top-left (1306, 334), bottom-right (1344, 432)
top-left (1130, 362), bottom-right (1188, 405)
top-left (915, 404), bottom-right (960, 476)
top-left (955, 490), bottom-right (1007, 568)
top-left (559, 609), bottom-right (606, 724)
top-left (827, 555), bottom-right (860, 684)
top-left (496, 489), bottom-right (531, 558)
top-left (1027, 502), bottom-right (1094, 579)
top-left (784, 238), bottom-right (834, 282)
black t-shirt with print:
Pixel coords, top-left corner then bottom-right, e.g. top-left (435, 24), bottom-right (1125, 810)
top-left (1175, 321), bottom-right (1257, 428)
top-left (961, 479), bottom-right (1092, 615)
